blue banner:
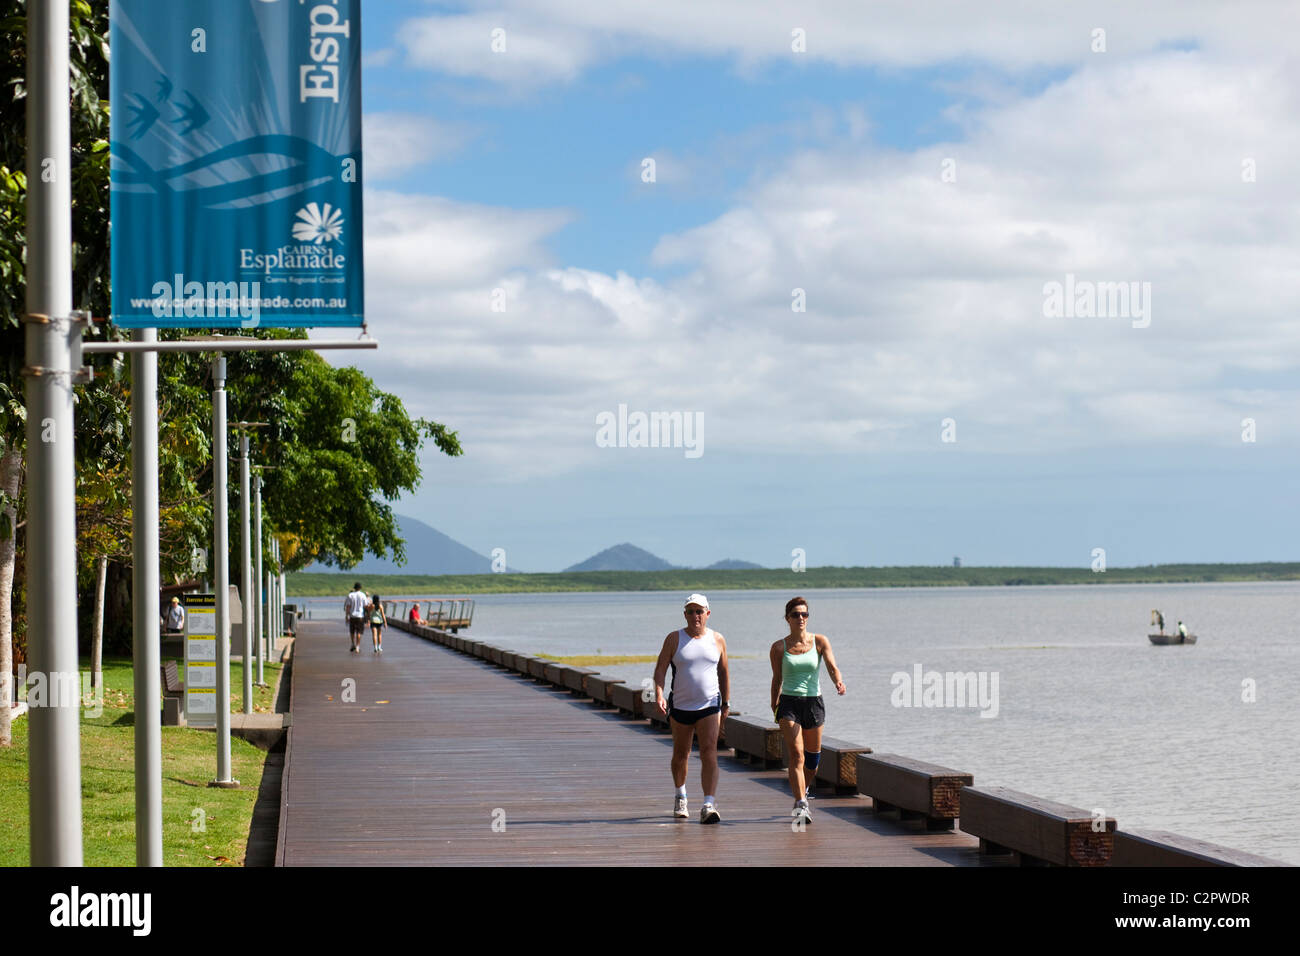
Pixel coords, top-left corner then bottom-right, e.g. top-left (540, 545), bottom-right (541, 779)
top-left (110, 0), bottom-right (364, 328)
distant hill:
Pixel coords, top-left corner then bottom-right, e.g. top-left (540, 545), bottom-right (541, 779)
top-left (564, 543), bottom-right (676, 572)
top-left (703, 558), bottom-right (764, 570)
top-left (306, 514), bottom-right (499, 575)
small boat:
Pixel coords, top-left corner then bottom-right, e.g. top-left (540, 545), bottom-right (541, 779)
top-left (1148, 632), bottom-right (1196, 645)
top-left (1148, 609), bottom-right (1196, 645)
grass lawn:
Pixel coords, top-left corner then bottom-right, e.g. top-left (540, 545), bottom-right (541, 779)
top-left (0, 655), bottom-right (282, 866)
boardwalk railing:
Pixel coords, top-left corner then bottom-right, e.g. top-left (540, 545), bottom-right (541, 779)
top-left (378, 610), bottom-right (1290, 868)
top-left (382, 597), bottom-right (475, 632)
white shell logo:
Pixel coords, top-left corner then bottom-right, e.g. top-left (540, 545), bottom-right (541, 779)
top-left (292, 203), bottom-right (343, 244)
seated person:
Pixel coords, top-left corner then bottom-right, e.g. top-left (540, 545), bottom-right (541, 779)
top-left (408, 604), bottom-right (422, 625)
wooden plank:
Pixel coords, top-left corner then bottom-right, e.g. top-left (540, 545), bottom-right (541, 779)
top-left (1112, 830), bottom-right (1292, 867)
top-left (959, 785), bottom-right (1115, 866)
top-left (277, 619), bottom-right (989, 867)
top-left (543, 662), bottom-right (567, 686)
top-left (526, 657), bottom-right (550, 680)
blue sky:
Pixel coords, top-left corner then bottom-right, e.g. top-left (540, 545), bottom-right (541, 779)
top-left (326, 1), bottom-right (1300, 572)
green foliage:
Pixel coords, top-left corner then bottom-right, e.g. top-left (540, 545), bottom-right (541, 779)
top-left (0, 1), bottom-right (461, 605)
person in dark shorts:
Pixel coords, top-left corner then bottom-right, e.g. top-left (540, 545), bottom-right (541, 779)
top-left (344, 582), bottom-right (367, 653)
top-left (367, 593), bottom-right (386, 653)
top-left (769, 596), bottom-right (846, 825)
top-left (653, 594), bottom-right (730, 824)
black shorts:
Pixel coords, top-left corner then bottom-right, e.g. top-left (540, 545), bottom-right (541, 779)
top-left (670, 705), bottom-right (720, 725)
top-left (348, 617), bottom-right (365, 636)
top-left (776, 694), bottom-right (825, 729)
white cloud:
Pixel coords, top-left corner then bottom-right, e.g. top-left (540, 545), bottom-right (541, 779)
top-left (363, 113), bottom-right (473, 180)
top-left (398, 12), bottom-right (595, 87)
top-left (353, 49), bottom-right (1300, 479)
top-left (396, 1), bottom-right (1300, 84)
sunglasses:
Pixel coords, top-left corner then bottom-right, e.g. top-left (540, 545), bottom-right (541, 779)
top-left (789, 611), bottom-right (809, 618)
top-left (685, 608), bottom-right (707, 615)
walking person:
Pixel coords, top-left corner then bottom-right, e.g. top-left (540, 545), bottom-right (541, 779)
top-left (368, 594), bottom-right (386, 653)
top-left (653, 594), bottom-right (730, 824)
top-left (344, 581), bottom-right (368, 654)
top-left (165, 596), bottom-right (186, 635)
top-left (769, 596), bottom-right (846, 825)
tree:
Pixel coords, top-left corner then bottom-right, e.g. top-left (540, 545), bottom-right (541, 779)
top-left (1, 1), bottom-right (462, 744)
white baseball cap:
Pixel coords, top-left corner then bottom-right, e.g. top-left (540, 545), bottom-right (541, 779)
top-left (685, 593), bottom-right (709, 610)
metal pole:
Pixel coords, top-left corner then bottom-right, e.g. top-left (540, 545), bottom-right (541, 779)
top-left (210, 357), bottom-right (236, 786)
top-left (274, 539), bottom-right (283, 645)
top-left (25, 0), bottom-right (82, 867)
top-left (266, 567), bottom-right (274, 661)
top-left (239, 433), bottom-right (252, 714)
top-left (278, 543), bottom-right (287, 639)
top-left (253, 474), bottom-right (265, 685)
top-left (270, 538), bottom-right (278, 647)
top-left (131, 329), bottom-right (162, 865)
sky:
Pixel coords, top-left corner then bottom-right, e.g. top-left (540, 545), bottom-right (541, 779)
top-left (320, 0), bottom-right (1300, 573)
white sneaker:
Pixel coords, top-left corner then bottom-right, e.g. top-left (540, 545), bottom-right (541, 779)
top-left (792, 800), bottom-right (812, 825)
top-left (673, 795), bottom-right (688, 818)
top-left (700, 803), bottom-right (720, 824)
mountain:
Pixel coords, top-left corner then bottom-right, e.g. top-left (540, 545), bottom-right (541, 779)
top-left (307, 514), bottom-right (498, 575)
top-left (564, 543), bottom-right (677, 572)
top-left (703, 558), bottom-right (764, 570)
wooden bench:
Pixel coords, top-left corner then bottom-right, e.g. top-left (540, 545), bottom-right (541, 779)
top-left (959, 785), bottom-right (1116, 866)
top-left (855, 753), bottom-right (972, 830)
top-left (526, 657), bottom-right (549, 680)
top-left (725, 715), bottom-right (782, 767)
top-left (608, 682), bottom-right (645, 718)
top-left (1112, 830), bottom-right (1292, 867)
top-left (585, 676), bottom-right (625, 705)
top-left (561, 667), bottom-right (599, 695)
top-left (809, 736), bottom-right (872, 793)
top-left (161, 660), bottom-right (184, 726)
top-left (542, 662), bottom-right (568, 687)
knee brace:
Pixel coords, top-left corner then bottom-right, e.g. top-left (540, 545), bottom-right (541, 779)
top-left (804, 751), bottom-right (821, 774)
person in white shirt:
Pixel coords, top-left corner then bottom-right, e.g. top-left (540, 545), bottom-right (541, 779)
top-left (344, 582), bottom-right (368, 654)
top-left (165, 597), bottom-right (185, 634)
top-left (653, 593), bottom-right (730, 824)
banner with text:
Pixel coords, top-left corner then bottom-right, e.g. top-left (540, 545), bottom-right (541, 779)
top-left (110, 0), bottom-right (364, 328)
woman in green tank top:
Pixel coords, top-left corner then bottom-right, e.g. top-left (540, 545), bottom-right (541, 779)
top-left (769, 596), bottom-right (847, 825)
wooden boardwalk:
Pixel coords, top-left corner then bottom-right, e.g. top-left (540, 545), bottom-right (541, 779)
top-left (276, 619), bottom-right (988, 866)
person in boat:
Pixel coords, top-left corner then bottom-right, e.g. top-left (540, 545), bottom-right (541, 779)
top-left (1155, 610), bottom-right (1165, 633)
top-left (1177, 620), bottom-right (1188, 639)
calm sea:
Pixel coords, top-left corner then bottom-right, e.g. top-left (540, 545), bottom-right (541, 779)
top-left (298, 581), bottom-right (1300, 864)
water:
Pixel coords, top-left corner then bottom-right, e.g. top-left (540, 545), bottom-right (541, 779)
top-left (296, 581), bottom-right (1300, 864)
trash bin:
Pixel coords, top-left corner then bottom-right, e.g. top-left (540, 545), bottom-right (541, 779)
top-left (282, 604), bottom-right (297, 635)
